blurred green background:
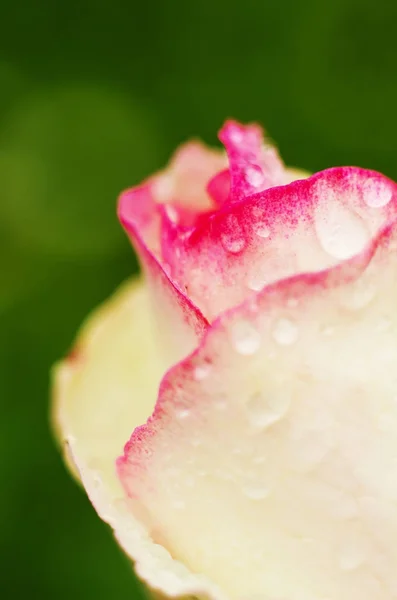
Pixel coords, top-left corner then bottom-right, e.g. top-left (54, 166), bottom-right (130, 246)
top-left (1, 0), bottom-right (396, 597)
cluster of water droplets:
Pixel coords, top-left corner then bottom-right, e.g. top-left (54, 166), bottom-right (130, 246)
top-left (230, 314), bottom-right (299, 356)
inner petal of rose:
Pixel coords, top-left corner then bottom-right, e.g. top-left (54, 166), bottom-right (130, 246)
top-left (155, 122), bottom-right (397, 321)
top-left (119, 121), bottom-right (397, 326)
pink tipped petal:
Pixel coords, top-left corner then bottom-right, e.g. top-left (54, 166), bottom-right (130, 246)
top-left (218, 120), bottom-right (287, 202)
top-left (159, 167), bottom-right (397, 321)
top-left (118, 221), bottom-right (397, 600)
top-left (118, 187), bottom-right (209, 362)
top-left (118, 140), bottom-right (229, 360)
top-left (118, 121), bottom-right (313, 326)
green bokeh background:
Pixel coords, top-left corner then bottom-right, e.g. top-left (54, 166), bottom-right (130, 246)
top-left (1, 1), bottom-right (396, 597)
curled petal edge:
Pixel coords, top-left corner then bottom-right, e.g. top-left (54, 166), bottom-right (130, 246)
top-left (52, 278), bottom-right (227, 600)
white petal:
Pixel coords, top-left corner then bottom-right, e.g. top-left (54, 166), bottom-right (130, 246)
top-left (119, 232), bottom-right (397, 600)
top-left (53, 278), bottom-right (225, 600)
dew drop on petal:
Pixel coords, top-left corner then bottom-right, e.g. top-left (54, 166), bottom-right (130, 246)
top-left (92, 472), bottom-right (102, 489)
top-left (246, 267), bottom-right (268, 292)
top-left (339, 280), bottom-right (376, 310)
top-left (289, 434), bottom-right (333, 472)
top-left (314, 203), bottom-right (369, 260)
top-left (185, 475), bottom-right (195, 488)
top-left (338, 541), bottom-right (367, 571)
top-left (272, 317), bottom-right (298, 345)
top-left (220, 215), bottom-right (246, 254)
top-left (172, 499), bottom-right (186, 510)
top-left (376, 316), bottom-right (392, 332)
top-left (229, 128), bottom-right (244, 144)
top-left (246, 390), bottom-right (291, 429)
top-left (251, 206), bottom-right (271, 237)
top-left (230, 319), bottom-right (261, 355)
top-left (286, 297), bottom-right (299, 308)
top-left (321, 325), bottom-right (334, 336)
top-left (193, 363), bottom-right (211, 381)
top-left (176, 408), bottom-right (190, 420)
top-left (191, 436), bottom-right (202, 448)
top-left (253, 222), bottom-right (271, 238)
top-left (242, 481), bottom-right (270, 500)
top-left (362, 178), bottom-right (393, 208)
top-left (214, 397), bottom-right (227, 410)
top-left (245, 164), bottom-right (265, 188)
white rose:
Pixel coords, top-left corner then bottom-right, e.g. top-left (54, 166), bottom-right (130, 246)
top-left (53, 120), bottom-right (397, 600)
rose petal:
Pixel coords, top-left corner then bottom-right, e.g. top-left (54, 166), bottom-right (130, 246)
top-left (52, 278), bottom-right (225, 600)
top-left (118, 226), bottom-right (397, 600)
top-left (207, 169), bottom-right (231, 207)
top-left (151, 141), bottom-right (227, 212)
top-left (118, 187), bottom-right (209, 363)
top-left (118, 140), bottom-right (230, 360)
top-left (160, 167), bottom-right (397, 321)
top-left (218, 120), bottom-right (287, 202)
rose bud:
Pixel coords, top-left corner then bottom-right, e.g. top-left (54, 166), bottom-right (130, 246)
top-left (53, 120), bottom-right (397, 600)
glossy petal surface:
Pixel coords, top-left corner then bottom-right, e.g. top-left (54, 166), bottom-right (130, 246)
top-left (53, 278), bottom-right (225, 599)
top-left (119, 229), bottom-right (397, 600)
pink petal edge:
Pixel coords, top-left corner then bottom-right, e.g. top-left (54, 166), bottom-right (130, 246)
top-left (117, 210), bottom-right (397, 477)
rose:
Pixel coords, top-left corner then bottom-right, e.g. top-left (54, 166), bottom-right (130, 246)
top-left (53, 120), bottom-right (397, 600)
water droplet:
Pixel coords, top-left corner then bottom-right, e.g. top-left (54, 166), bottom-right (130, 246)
top-left (176, 408), bottom-right (190, 420)
top-left (362, 179), bottom-right (392, 208)
top-left (220, 215), bottom-right (246, 254)
top-left (252, 219), bottom-right (271, 238)
top-left (246, 390), bottom-right (291, 429)
top-left (166, 466), bottom-right (182, 478)
top-left (321, 325), bottom-right (334, 336)
top-left (339, 280), bottom-right (376, 310)
top-left (314, 202), bottom-right (369, 260)
top-left (331, 494), bottom-right (358, 520)
top-left (272, 317), bottom-right (298, 345)
top-left (245, 164), bottom-right (265, 188)
top-left (172, 499), bottom-right (186, 510)
top-left (191, 437), bottom-right (202, 447)
top-left (242, 481), bottom-right (270, 500)
top-left (230, 319), bottom-right (261, 355)
top-left (286, 297), bottom-right (299, 308)
top-left (252, 455), bottom-right (267, 465)
top-left (376, 316), bottom-right (392, 332)
top-left (247, 267), bottom-right (268, 291)
top-left (193, 363), bottom-right (211, 381)
top-left (92, 473), bottom-right (102, 489)
top-left (111, 497), bottom-right (128, 514)
top-left (338, 542), bottom-right (366, 571)
top-left (229, 128), bottom-right (244, 144)
top-left (214, 397), bottom-right (227, 410)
